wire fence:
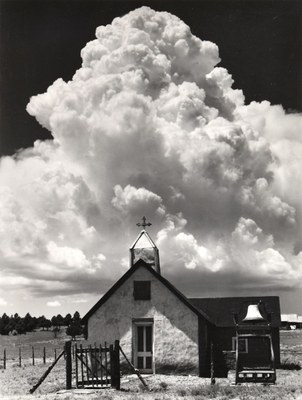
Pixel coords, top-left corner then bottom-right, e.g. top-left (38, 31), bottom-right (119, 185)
top-left (0, 344), bottom-right (66, 368)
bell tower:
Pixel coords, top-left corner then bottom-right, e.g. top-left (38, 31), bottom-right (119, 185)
top-left (129, 216), bottom-right (161, 274)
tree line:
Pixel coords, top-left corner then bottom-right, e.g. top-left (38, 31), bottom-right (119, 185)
top-left (0, 311), bottom-right (84, 338)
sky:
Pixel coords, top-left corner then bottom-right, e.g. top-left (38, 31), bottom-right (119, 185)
top-left (0, 0), bottom-right (302, 318)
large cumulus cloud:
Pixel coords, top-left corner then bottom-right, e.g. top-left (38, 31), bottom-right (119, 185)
top-left (0, 7), bottom-right (301, 305)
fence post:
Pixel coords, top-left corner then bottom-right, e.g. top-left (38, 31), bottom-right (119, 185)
top-left (32, 346), bottom-right (35, 366)
top-left (110, 341), bottom-right (120, 390)
top-left (109, 344), bottom-right (115, 388)
top-left (210, 342), bottom-right (215, 385)
top-left (43, 347), bottom-right (46, 364)
top-left (75, 344), bottom-right (78, 388)
top-left (4, 348), bottom-right (6, 370)
top-left (54, 348), bottom-right (57, 361)
top-left (105, 342), bottom-right (109, 385)
top-left (114, 340), bottom-right (120, 390)
top-left (65, 341), bottom-right (72, 389)
top-left (19, 347), bottom-right (21, 367)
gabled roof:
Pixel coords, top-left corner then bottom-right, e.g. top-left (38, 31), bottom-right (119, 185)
top-left (189, 296), bottom-right (281, 328)
top-left (82, 259), bottom-right (214, 325)
top-left (130, 229), bottom-right (157, 249)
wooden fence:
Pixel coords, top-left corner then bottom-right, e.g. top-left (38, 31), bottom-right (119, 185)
top-left (3, 340), bottom-right (122, 391)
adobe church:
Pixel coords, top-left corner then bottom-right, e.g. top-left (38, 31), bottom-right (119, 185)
top-left (82, 218), bottom-right (281, 377)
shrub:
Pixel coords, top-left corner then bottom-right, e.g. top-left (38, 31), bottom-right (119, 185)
top-left (159, 381), bottom-right (168, 390)
top-left (176, 388), bottom-right (187, 397)
top-left (280, 357), bottom-right (301, 370)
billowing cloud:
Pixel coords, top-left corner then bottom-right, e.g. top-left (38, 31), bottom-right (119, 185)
top-left (112, 184), bottom-right (166, 216)
top-left (0, 7), bottom-right (301, 306)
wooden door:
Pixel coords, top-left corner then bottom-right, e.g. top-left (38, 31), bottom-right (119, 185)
top-left (135, 323), bottom-right (153, 373)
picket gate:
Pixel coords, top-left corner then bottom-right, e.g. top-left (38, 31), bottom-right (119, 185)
top-left (72, 340), bottom-right (120, 389)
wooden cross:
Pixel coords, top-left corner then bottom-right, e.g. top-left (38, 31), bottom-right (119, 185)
top-left (136, 216), bottom-right (152, 229)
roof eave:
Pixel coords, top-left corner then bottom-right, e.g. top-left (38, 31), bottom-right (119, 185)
top-left (82, 260), bottom-right (214, 325)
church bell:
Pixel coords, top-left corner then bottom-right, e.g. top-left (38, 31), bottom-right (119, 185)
top-left (242, 304), bottom-right (265, 322)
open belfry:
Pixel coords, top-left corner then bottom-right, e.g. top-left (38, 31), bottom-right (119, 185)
top-left (82, 217), bottom-right (280, 381)
top-left (130, 217), bottom-right (160, 274)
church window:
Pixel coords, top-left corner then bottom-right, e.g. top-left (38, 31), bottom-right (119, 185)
top-left (133, 281), bottom-right (151, 300)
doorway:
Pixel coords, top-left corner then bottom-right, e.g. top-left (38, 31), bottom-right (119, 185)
top-left (133, 321), bottom-right (153, 373)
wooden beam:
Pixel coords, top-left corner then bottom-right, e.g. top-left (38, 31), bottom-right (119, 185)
top-left (119, 345), bottom-right (149, 390)
top-left (29, 350), bottom-right (65, 394)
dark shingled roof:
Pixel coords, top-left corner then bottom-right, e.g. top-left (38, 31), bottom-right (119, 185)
top-left (189, 296), bottom-right (281, 328)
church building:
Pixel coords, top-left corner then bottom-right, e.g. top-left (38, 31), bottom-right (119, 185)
top-left (82, 218), bottom-right (280, 377)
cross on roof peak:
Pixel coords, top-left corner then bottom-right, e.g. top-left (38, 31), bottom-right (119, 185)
top-left (136, 216), bottom-right (152, 230)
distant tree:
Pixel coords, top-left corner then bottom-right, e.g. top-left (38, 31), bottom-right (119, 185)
top-left (0, 313), bottom-right (62, 335)
top-left (66, 321), bottom-right (83, 340)
top-left (51, 315), bottom-right (59, 328)
top-left (24, 313), bottom-right (35, 332)
top-left (13, 314), bottom-right (22, 332)
top-left (53, 325), bottom-right (60, 338)
top-left (6, 320), bottom-right (16, 335)
top-left (56, 314), bottom-right (64, 328)
top-left (44, 319), bottom-right (52, 331)
top-left (13, 313), bottom-right (21, 322)
top-left (15, 320), bottom-right (26, 334)
top-left (0, 312), bottom-right (84, 336)
top-left (51, 316), bottom-right (61, 338)
top-left (64, 313), bottom-right (72, 326)
top-left (37, 315), bottom-right (47, 330)
top-left (32, 316), bottom-right (38, 329)
top-left (0, 313), bottom-right (11, 335)
top-left (73, 311), bottom-right (81, 322)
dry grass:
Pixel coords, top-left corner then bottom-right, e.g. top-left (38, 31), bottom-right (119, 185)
top-left (0, 329), bottom-right (67, 362)
top-left (0, 330), bottom-right (302, 399)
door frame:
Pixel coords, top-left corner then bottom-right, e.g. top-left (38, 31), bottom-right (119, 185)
top-left (132, 318), bottom-right (154, 373)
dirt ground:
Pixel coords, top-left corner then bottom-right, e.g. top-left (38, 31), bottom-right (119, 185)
top-left (0, 330), bottom-right (302, 400)
top-left (1, 357), bottom-right (302, 400)
top-left (1, 369), bottom-right (302, 400)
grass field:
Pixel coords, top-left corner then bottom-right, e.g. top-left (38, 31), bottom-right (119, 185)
top-left (0, 329), bottom-right (67, 364)
top-left (0, 329), bottom-right (301, 400)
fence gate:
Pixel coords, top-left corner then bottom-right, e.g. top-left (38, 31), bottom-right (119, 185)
top-left (74, 340), bottom-right (120, 389)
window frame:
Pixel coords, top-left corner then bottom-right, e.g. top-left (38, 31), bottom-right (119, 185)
top-left (232, 337), bottom-right (248, 353)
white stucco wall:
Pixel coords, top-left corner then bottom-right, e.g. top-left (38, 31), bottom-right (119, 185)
top-left (87, 265), bottom-right (199, 372)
